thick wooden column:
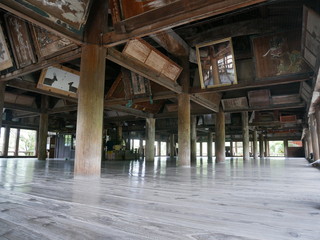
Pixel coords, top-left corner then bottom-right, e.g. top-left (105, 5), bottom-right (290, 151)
top-left (200, 141), bottom-right (203, 157)
top-left (242, 111), bottom-right (250, 160)
top-left (207, 132), bottom-right (213, 158)
top-left (315, 108), bottom-right (320, 153)
top-left (215, 107), bottom-right (225, 162)
top-left (74, 45), bottom-right (106, 176)
top-left (284, 139), bottom-right (288, 157)
top-left (265, 137), bottom-right (269, 157)
top-left (3, 126), bottom-right (10, 156)
top-left (0, 82), bottom-right (5, 129)
top-left (157, 140), bottom-right (161, 156)
top-left (307, 129), bottom-right (313, 158)
top-left (259, 133), bottom-right (264, 158)
top-left (178, 93), bottom-right (191, 166)
top-left (117, 124), bottom-right (123, 143)
top-left (191, 116), bottom-right (197, 161)
top-left (139, 136), bottom-right (144, 159)
top-left (253, 129), bottom-right (258, 159)
top-left (38, 95), bottom-right (48, 160)
top-left (15, 129), bottom-right (20, 156)
top-left (145, 118), bottom-right (155, 161)
top-left (230, 140), bottom-right (234, 157)
top-left (309, 114), bottom-right (319, 160)
top-left (170, 133), bottom-right (175, 158)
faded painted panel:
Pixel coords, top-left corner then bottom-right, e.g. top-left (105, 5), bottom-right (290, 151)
top-left (5, 15), bottom-right (36, 69)
top-left (23, 0), bottom-right (91, 30)
top-left (0, 25), bottom-right (13, 71)
top-left (248, 89), bottom-right (270, 107)
top-left (221, 97), bottom-right (248, 111)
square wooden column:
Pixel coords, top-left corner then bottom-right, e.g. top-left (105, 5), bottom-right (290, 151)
top-left (253, 129), bottom-right (258, 159)
top-left (0, 82), bottom-right (5, 129)
top-left (145, 118), bottom-right (155, 161)
top-left (309, 114), bottom-right (319, 160)
top-left (207, 132), bottom-right (213, 159)
top-left (74, 44), bottom-right (106, 177)
top-left (242, 111), bottom-right (250, 160)
top-left (38, 95), bottom-right (48, 160)
top-left (178, 93), bottom-right (191, 166)
top-left (170, 133), bottom-right (175, 158)
top-left (215, 107), bottom-right (225, 162)
top-left (191, 116), bottom-right (197, 162)
top-left (259, 133), bottom-right (264, 158)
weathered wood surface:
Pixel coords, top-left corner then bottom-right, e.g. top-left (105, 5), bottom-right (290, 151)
top-left (0, 157), bottom-right (319, 239)
top-left (178, 93), bottom-right (190, 166)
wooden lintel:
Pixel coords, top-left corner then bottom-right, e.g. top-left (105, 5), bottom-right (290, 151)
top-left (6, 79), bottom-right (77, 102)
top-left (190, 73), bottom-right (312, 94)
top-left (4, 102), bottom-right (40, 113)
top-left (12, 113), bottom-right (40, 120)
top-left (48, 105), bottom-right (78, 114)
top-left (106, 104), bottom-right (153, 119)
top-left (105, 92), bottom-right (177, 106)
top-left (0, 48), bottom-right (81, 82)
top-left (0, 2), bottom-right (83, 44)
top-left (106, 48), bottom-right (182, 93)
top-left (103, 0), bottom-right (267, 47)
top-left (224, 102), bottom-right (306, 113)
top-left (190, 95), bottom-right (219, 112)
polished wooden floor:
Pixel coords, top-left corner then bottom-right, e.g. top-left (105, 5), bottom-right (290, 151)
top-left (0, 157), bottom-right (319, 240)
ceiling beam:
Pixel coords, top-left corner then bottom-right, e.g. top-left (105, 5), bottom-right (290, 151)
top-left (224, 102), bottom-right (306, 113)
top-left (0, 2), bottom-right (83, 44)
top-left (6, 79), bottom-right (77, 102)
top-left (103, 0), bottom-right (267, 47)
top-left (48, 105), bottom-right (78, 114)
top-left (190, 73), bottom-right (312, 94)
top-left (4, 102), bottom-right (40, 113)
top-left (105, 91), bottom-right (177, 106)
top-left (106, 48), bottom-right (182, 93)
top-left (0, 48), bottom-right (81, 82)
top-left (106, 105), bottom-right (153, 119)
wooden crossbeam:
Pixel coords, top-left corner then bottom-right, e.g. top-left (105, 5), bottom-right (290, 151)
top-left (0, 48), bottom-right (81, 82)
top-left (106, 104), bottom-right (153, 119)
top-left (4, 102), bottom-right (40, 113)
top-left (106, 48), bottom-right (182, 93)
top-left (103, 0), bottom-right (267, 47)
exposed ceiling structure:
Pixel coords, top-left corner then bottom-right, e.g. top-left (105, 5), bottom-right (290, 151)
top-left (1, 0), bottom-right (320, 141)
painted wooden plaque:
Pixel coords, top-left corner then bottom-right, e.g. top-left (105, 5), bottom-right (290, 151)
top-left (123, 38), bottom-right (182, 82)
top-left (248, 89), bottom-right (271, 107)
top-left (221, 97), bottom-right (248, 111)
top-left (5, 15), bottom-right (36, 69)
top-left (32, 25), bottom-right (77, 59)
top-left (252, 31), bottom-right (310, 79)
top-left (24, 0), bottom-right (91, 30)
top-left (37, 65), bottom-right (80, 98)
top-left (301, 6), bottom-right (320, 70)
top-left (0, 25), bottom-right (13, 71)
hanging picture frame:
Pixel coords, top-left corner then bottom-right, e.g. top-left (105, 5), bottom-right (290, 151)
top-left (196, 37), bottom-right (237, 89)
top-left (0, 25), bottom-right (13, 71)
top-left (5, 14), bottom-right (36, 69)
top-left (37, 65), bottom-right (80, 98)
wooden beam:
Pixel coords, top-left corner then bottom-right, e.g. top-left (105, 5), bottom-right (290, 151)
top-left (106, 104), bottom-right (153, 119)
top-left (12, 113), bottom-right (40, 120)
top-left (150, 30), bottom-right (189, 56)
top-left (105, 91), bottom-right (176, 106)
top-left (0, 48), bottom-right (81, 81)
top-left (106, 48), bottom-right (182, 93)
top-left (224, 102), bottom-right (306, 113)
top-left (4, 102), bottom-right (40, 113)
top-left (0, 2), bottom-right (83, 44)
top-left (48, 105), bottom-right (78, 114)
top-left (6, 79), bottom-right (77, 102)
top-left (103, 0), bottom-right (267, 47)
top-left (190, 73), bottom-right (312, 94)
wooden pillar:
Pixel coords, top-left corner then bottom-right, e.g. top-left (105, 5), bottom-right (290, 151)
top-left (157, 140), bottom-right (161, 156)
top-left (265, 138), bottom-right (269, 157)
top-left (170, 133), bottom-right (175, 158)
top-left (145, 118), bottom-right (155, 161)
top-left (309, 114), bottom-right (319, 160)
top-left (259, 133), bottom-right (264, 158)
top-left (117, 125), bottom-right (123, 143)
top-left (242, 111), bottom-right (250, 160)
top-left (3, 126), bottom-right (10, 156)
top-left (178, 93), bottom-right (191, 166)
top-left (315, 108), bottom-right (320, 153)
top-left (14, 129), bottom-right (20, 156)
top-left (208, 132), bottom-right (213, 158)
top-left (139, 135), bottom-right (144, 159)
top-left (215, 107), bottom-right (225, 162)
top-left (38, 95), bottom-right (48, 160)
top-left (307, 129), bottom-right (313, 158)
top-left (284, 139), bottom-right (288, 157)
top-left (74, 45), bottom-right (106, 176)
top-left (230, 140), bottom-right (234, 157)
top-left (253, 129), bottom-right (258, 159)
top-left (200, 141), bottom-right (203, 157)
top-left (0, 82), bottom-right (5, 129)
top-left (191, 116), bottom-right (197, 161)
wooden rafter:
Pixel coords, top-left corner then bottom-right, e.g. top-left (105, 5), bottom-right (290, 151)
top-left (103, 0), bottom-right (267, 47)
